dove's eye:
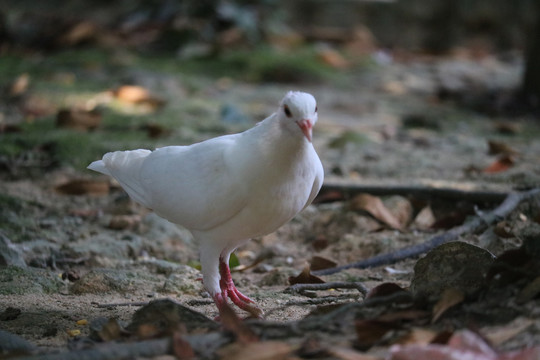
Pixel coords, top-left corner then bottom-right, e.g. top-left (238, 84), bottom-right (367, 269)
top-left (315, 106), bottom-right (318, 113)
top-left (283, 105), bottom-right (292, 118)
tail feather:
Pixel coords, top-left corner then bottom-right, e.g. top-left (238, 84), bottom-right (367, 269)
top-left (88, 149), bottom-right (152, 207)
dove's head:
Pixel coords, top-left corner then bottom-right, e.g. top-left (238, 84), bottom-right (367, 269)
top-left (279, 91), bottom-right (318, 142)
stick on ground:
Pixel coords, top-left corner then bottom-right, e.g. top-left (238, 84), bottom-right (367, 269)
top-left (313, 188), bottom-right (540, 276)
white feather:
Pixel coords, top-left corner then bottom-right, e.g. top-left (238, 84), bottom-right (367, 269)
top-left (88, 91), bottom-right (324, 296)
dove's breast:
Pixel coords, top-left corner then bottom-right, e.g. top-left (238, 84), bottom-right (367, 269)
top-left (197, 141), bottom-right (322, 247)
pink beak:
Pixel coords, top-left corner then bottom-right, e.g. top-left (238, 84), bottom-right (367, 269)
top-left (297, 119), bottom-right (313, 142)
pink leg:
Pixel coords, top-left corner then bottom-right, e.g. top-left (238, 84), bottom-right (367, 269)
top-left (214, 256), bottom-right (263, 318)
top-left (219, 257), bottom-right (254, 304)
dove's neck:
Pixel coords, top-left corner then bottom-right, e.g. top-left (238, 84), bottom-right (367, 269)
top-left (233, 113), bottom-right (312, 176)
top-left (248, 113), bottom-right (308, 149)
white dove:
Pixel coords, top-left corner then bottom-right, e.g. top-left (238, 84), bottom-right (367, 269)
top-left (88, 91), bottom-right (323, 317)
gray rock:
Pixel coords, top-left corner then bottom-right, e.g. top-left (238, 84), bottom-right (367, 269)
top-left (0, 231), bottom-right (26, 268)
top-left (411, 241), bottom-right (495, 300)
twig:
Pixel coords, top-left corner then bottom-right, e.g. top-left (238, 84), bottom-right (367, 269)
top-left (92, 301), bottom-right (149, 308)
top-left (285, 294), bottom-right (360, 306)
top-left (313, 188), bottom-right (540, 276)
top-left (319, 181), bottom-right (511, 203)
top-left (285, 282), bottom-right (368, 296)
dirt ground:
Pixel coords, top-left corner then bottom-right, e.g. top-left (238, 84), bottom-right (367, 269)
top-left (1, 50), bottom-right (540, 358)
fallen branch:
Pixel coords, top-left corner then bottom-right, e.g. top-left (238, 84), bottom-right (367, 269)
top-left (318, 181), bottom-right (511, 203)
top-left (285, 281), bottom-right (368, 296)
top-left (313, 188), bottom-right (540, 276)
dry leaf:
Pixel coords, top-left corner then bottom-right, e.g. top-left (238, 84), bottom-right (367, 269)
top-left (10, 73), bottom-right (30, 96)
top-left (142, 123), bottom-right (170, 138)
top-left (413, 205), bottom-right (436, 230)
top-left (218, 341), bottom-right (294, 360)
top-left (328, 346), bottom-right (380, 360)
top-left (389, 330), bottom-right (496, 360)
top-left (288, 265), bottom-right (325, 285)
top-left (396, 328), bottom-right (438, 346)
top-left (366, 282), bottom-right (408, 300)
top-left (218, 301), bottom-right (259, 343)
top-left (114, 85), bottom-right (166, 109)
top-left (350, 194), bottom-right (403, 230)
top-left (310, 256), bottom-right (337, 271)
top-left (483, 155), bottom-right (515, 173)
top-left (431, 288), bottom-right (465, 323)
top-left (493, 221), bottom-right (514, 238)
top-left (60, 21), bottom-right (97, 46)
top-left (378, 310), bottom-right (430, 323)
top-left (172, 332), bottom-right (195, 360)
top-left (385, 196), bottom-right (413, 228)
top-left (482, 317), bottom-right (534, 346)
top-left (487, 140), bottom-right (519, 156)
top-left (317, 48), bottom-right (350, 69)
top-left (97, 318), bottom-right (127, 341)
top-left (356, 319), bottom-right (397, 350)
top-left (56, 179), bottom-right (110, 196)
top-left (56, 108), bottom-right (102, 131)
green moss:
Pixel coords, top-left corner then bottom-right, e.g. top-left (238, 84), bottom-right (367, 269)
top-left (328, 131), bottom-right (370, 149)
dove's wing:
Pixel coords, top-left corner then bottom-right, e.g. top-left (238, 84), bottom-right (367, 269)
top-left (303, 154), bottom-right (324, 210)
top-left (139, 134), bottom-right (249, 231)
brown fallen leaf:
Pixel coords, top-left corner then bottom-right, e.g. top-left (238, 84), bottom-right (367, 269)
top-left (328, 346), bottom-right (381, 360)
top-left (141, 123), bottom-right (171, 139)
top-left (350, 194), bottom-right (403, 230)
top-left (288, 265), bottom-right (325, 285)
top-left (389, 330), bottom-right (496, 360)
top-left (60, 21), bottom-right (98, 46)
top-left (487, 140), bottom-right (519, 156)
top-left (218, 301), bottom-right (259, 343)
top-left (378, 310), bottom-right (430, 323)
top-left (493, 221), bottom-right (514, 238)
top-left (431, 287), bottom-right (465, 323)
top-left (310, 255), bottom-right (337, 271)
top-left (172, 331), bottom-right (195, 360)
top-left (56, 108), bottom-right (102, 131)
top-left (218, 341), bottom-right (295, 360)
top-left (482, 317), bottom-right (534, 346)
top-left (10, 73), bottom-right (30, 96)
top-left (56, 179), bottom-right (110, 196)
top-left (413, 205), bottom-right (436, 230)
top-left (113, 85), bottom-right (166, 109)
top-left (396, 328), bottom-right (438, 346)
top-left (483, 155), bottom-right (515, 173)
top-left (355, 319), bottom-right (397, 350)
top-left (317, 47), bottom-right (350, 69)
top-left (366, 282), bottom-right (408, 300)
top-left (96, 318), bottom-right (129, 341)
top-left (385, 196), bottom-right (413, 229)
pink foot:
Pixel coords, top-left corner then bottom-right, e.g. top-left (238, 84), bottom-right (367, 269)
top-left (213, 257), bottom-right (263, 318)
